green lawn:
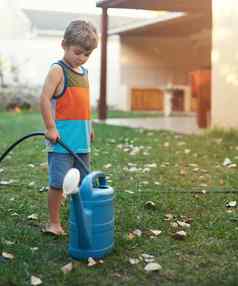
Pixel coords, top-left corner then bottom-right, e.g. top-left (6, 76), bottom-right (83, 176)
top-left (0, 112), bottom-right (238, 286)
top-left (92, 110), bottom-right (192, 119)
top-left (92, 110), bottom-right (163, 119)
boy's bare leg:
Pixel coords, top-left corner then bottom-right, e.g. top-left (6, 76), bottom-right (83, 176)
top-left (47, 187), bottom-right (65, 234)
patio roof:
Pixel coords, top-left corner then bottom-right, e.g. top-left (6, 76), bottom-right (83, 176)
top-left (112, 13), bottom-right (211, 38)
top-left (96, 0), bottom-right (210, 13)
top-left (96, 0), bottom-right (211, 120)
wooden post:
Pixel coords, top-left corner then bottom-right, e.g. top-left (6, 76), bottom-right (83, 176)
top-left (98, 7), bottom-right (108, 120)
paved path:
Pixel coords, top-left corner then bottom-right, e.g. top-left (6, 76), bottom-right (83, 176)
top-left (95, 116), bottom-right (203, 135)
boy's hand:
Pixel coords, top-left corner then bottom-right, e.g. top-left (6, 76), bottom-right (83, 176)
top-left (45, 127), bottom-right (59, 143)
top-left (90, 130), bottom-right (95, 142)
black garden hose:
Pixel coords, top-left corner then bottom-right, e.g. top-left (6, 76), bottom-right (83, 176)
top-left (0, 132), bottom-right (90, 175)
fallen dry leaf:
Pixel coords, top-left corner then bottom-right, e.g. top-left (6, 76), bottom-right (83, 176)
top-left (144, 201), bottom-right (156, 210)
top-left (112, 272), bottom-right (122, 278)
top-left (180, 169), bottom-right (186, 176)
top-left (31, 275), bottom-right (42, 286)
top-left (61, 262), bottom-right (73, 274)
top-left (226, 201), bottom-right (237, 208)
top-left (173, 230), bottom-right (187, 240)
top-left (3, 240), bottom-right (14, 245)
top-left (228, 163), bottom-right (237, 168)
top-left (10, 212), bottom-right (19, 216)
top-left (177, 141), bottom-right (186, 146)
top-left (145, 163), bottom-right (157, 168)
top-left (150, 230), bottom-right (162, 236)
top-left (0, 180), bottom-right (15, 185)
top-left (170, 222), bottom-right (178, 228)
top-left (104, 164), bottom-right (112, 169)
top-left (27, 214), bottom-right (38, 220)
top-left (128, 232), bottom-right (135, 240)
top-left (177, 221), bottom-right (191, 228)
top-left (133, 229), bottom-right (142, 237)
top-left (143, 256), bottom-right (156, 263)
top-left (183, 217), bottom-right (193, 224)
top-left (144, 262), bottom-right (162, 272)
top-left (125, 190), bottom-right (134, 194)
top-left (188, 163), bottom-right (198, 167)
top-left (164, 214), bottom-right (173, 221)
top-left (141, 253), bottom-right (155, 260)
top-left (200, 183), bottom-right (208, 187)
top-left (223, 158), bottom-right (232, 166)
top-left (28, 182), bottom-right (35, 187)
top-left (129, 258), bottom-right (140, 265)
top-left (39, 186), bottom-right (48, 193)
top-left (39, 162), bottom-right (48, 170)
top-left (88, 257), bottom-right (97, 267)
top-left (2, 252), bottom-right (14, 260)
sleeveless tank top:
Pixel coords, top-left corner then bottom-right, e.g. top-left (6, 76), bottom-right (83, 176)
top-left (48, 60), bottom-right (91, 154)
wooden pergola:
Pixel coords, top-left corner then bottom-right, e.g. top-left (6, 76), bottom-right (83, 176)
top-left (96, 0), bottom-right (211, 119)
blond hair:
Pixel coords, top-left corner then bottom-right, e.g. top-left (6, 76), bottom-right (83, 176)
top-left (63, 20), bottom-right (98, 51)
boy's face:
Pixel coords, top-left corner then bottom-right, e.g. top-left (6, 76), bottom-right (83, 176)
top-left (62, 41), bottom-right (93, 68)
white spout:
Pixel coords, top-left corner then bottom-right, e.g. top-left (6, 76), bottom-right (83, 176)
top-left (63, 168), bottom-right (80, 197)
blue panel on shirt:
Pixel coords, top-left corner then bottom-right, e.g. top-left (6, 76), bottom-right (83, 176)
top-left (50, 120), bottom-right (91, 154)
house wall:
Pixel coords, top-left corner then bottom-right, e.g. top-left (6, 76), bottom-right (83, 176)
top-left (119, 35), bottom-right (211, 110)
top-left (0, 0), bottom-right (30, 40)
top-left (0, 32), bottom-right (120, 108)
top-left (212, 2), bottom-right (238, 128)
top-left (0, 3), bottom-right (121, 110)
top-left (106, 35), bottom-right (122, 110)
top-left (0, 37), bottom-right (62, 85)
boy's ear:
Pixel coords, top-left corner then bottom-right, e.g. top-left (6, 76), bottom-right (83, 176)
top-left (61, 40), bottom-right (66, 50)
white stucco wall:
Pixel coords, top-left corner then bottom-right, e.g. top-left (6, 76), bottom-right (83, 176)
top-left (106, 35), bottom-right (122, 110)
top-left (0, 0), bottom-right (30, 40)
top-left (0, 37), bottom-right (61, 85)
top-left (0, 33), bottom-right (121, 108)
top-left (0, 1), bottom-right (121, 108)
top-left (212, 1), bottom-right (238, 128)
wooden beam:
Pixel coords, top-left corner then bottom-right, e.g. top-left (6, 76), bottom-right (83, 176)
top-left (97, 0), bottom-right (126, 8)
top-left (98, 7), bottom-right (108, 120)
top-left (97, 0), bottom-right (210, 12)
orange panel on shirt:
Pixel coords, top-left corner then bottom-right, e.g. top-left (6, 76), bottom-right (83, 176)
top-left (55, 87), bottom-right (90, 120)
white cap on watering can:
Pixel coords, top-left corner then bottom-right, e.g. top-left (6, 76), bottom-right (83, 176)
top-left (63, 168), bottom-right (80, 197)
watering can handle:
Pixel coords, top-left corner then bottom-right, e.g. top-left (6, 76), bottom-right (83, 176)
top-left (92, 172), bottom-right (108, 188)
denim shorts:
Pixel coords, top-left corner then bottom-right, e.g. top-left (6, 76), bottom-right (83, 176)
top-left (48, 152), bottom-right (90, 190)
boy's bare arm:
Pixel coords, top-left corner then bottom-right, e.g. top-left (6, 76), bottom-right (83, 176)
top-left (40, 66), bottom-right (63, 142)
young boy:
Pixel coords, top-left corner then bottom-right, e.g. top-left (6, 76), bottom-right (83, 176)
top-left (40, 20), bottom-right (98, 235)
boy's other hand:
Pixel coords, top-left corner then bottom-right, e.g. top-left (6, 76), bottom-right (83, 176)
top-left (45, 128), bottom-right (60, 143)
top-left (90, 130), bottom-right (95, 142)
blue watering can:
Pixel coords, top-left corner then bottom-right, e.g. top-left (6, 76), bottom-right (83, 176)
top-left (59, 140), bottom-right (115, 260)
top-left (64, 171), bottom-right (114, 260)
top-left (0, 132), bottom-right (115, 261)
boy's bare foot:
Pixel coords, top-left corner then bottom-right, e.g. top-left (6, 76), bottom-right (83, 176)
top-left (41, 223), bottom-right (66, 236)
